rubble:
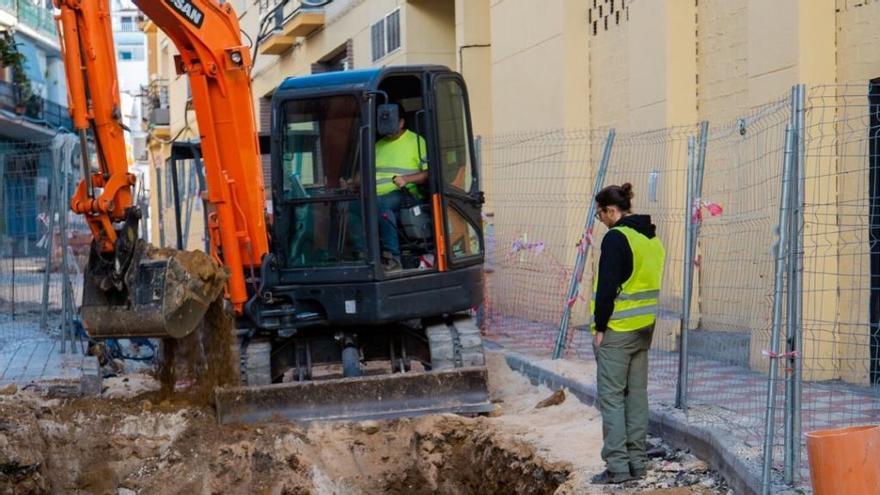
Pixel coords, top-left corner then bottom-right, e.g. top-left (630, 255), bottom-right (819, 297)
top-left (535, 389), bottom-right (566, 408)
top-left (616, 434), bottom-right (732, 494)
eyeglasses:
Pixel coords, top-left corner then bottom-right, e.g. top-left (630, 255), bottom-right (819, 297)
top-left (594, 208), bottom-right (604, 220)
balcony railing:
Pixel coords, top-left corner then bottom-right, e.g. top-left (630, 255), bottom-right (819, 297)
top-left (141, 78), bottom-right (170, 127)
top-left (0, 0), bottom-right (57, 38)
top-left (0, 80), bottom-right (74, 132)
top-left (258, 3), bottom-right (326, 56)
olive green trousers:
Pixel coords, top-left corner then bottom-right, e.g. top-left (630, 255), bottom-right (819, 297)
top-left (593, 325), bottom-right (654, 475)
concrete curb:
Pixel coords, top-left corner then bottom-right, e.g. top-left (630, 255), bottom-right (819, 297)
top-left (503, 351), bottom-right (762, 495)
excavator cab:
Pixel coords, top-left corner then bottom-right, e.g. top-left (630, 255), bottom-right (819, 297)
top-left (216, 66), bottom-right (492, 422)
top-left (269, 66), bottom-right (483, 277)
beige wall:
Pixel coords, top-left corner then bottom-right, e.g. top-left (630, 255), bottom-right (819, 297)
top-left (697, 0), bottom-right (748, 123)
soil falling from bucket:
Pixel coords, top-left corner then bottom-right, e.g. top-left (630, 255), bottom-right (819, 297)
top-left (157, 295), bottom-right (240, 403)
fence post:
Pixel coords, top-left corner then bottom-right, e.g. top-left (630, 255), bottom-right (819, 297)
top-left (10, 245), bottom-right (15, 322)
top-left (692, 122), bottom-right (710, 252)
top-left (761, 122), bottom-right (797, 495)
top-left (553, 129), bottom-right (616, 359)
top-left (59, 137), bottom-right (76, 354)
top-left (676, 136), bottom-right (697, 410)
top-left (783, 83), bottom-right (806, 485)
top-left (41, 145), bottom-right (61, 331)
top-left (676, 121), bottom-right (709, 411)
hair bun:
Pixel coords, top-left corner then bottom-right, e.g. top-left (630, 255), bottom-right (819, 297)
top-left (621, 182), bottom-right (634, 199)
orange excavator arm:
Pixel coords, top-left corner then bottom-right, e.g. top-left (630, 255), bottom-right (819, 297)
top-left (55, 0), bottom-right (269, 314)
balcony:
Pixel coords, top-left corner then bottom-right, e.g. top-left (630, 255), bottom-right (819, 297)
top-left (283, 9), bottom-right (325, 38)
top-left (0, 79), bottom-right (74, 133)
top-left (142, 78), bottom-right (170, 138)
top-left (0, 0), bottom-right (57, 38)
top-left (258, 5), bottom-right (325, 56)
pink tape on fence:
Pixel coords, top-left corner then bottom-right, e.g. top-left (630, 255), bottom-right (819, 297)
top-left (761, 350), bottom-right (800, 359)
top-left (509, 239), bottom-right (546, 255)
top-left (692, 199), bottom-right (725, 225)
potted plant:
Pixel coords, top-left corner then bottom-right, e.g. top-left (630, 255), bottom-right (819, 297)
top-left (0, 31), bottom-right (34, 114)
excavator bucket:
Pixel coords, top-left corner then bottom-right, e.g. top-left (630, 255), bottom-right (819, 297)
top-left (81, 241), bottom-right (228, 340)
top-left (215, 367), bottom-right (494, 424)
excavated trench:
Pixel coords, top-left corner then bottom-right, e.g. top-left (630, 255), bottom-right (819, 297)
top-left (0, 349), bottom-right (729, 494)
top-left (0, 393), bottom-right (569, 495)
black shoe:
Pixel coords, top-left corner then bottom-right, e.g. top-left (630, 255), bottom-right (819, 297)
top-left (590, 470), bottom-right (632, 484)
top-left (630, 468), bottom-right (646, 480)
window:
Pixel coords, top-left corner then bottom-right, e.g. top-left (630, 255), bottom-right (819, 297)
top-left (117, 46), bottom-right (144, 61)
top-left (371, 19), bottom-right (385, 62)
top-left (120, 16), bottom-right (134, 32)
top-left (386, 10), bottom-right (400, 53)
top-left (435, 79), bottom-right (473, 192)
top-left (280, 96), bottom-right (365, 267)
top-left (371, 8), bottom-right (401, 62)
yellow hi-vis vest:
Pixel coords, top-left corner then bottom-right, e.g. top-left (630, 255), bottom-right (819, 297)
top-left (590, 225), bottom-right (666, 333)
top-left (375, 129), bottom-right (427, 197)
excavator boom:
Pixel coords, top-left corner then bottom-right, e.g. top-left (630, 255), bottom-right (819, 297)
top-left (55, 0), bottom-right (270, 337)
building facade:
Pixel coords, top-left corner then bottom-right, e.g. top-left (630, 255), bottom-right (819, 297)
top-left (0, 0), bottom-right (71, 254)
top-left (139, 0), bottom-right (880, 385)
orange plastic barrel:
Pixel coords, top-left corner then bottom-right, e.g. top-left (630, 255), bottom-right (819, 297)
top-left (805, 424), bottom-right (880, 495)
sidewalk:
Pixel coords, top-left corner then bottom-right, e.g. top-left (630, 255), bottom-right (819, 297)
top-left (0, 317), bottom-right (100, 396)
top-left (485, 314), bottom-right (880, 493)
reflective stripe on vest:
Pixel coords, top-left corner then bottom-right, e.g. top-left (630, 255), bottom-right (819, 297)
top-left (590, 224), bottom-right (666, 333)
top-left (592, 289), bottom-right (660, 302)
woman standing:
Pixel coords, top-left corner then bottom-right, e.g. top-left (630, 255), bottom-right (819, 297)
top-left (589, 183), bottom-right (666, 484)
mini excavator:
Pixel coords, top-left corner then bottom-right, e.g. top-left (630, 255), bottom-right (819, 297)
top-left (55, 0), bottom-right (490, 422)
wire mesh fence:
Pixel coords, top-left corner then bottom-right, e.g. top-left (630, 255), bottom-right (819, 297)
top-left (0, 136), bottom-right (89, 351)
top-left (481, 84), bottom-right (880, 492)
top-left (481, 129), bottom-right (603, 355)
top-left (684, 97), bottom-right (792, 444)
top-left (784, 83), bottom-right (880, 487)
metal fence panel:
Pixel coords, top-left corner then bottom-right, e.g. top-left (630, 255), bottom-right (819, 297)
top-left (0, 136), bottom-right (88, 350)
top-left (683, 97), bottom-right (792, 450)
top-left (481, 129), bottom-right (603, 354)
